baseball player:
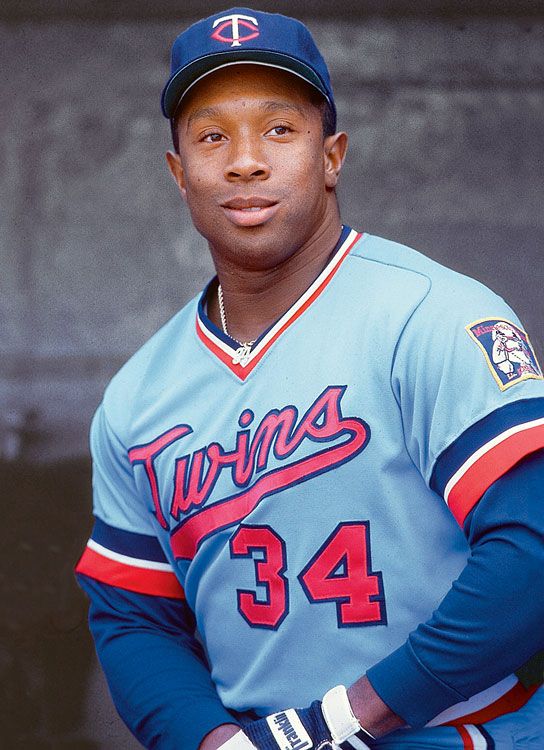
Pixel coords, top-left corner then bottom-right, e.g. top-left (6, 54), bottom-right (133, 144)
top-left (76, 8), bottom-right (544, 750)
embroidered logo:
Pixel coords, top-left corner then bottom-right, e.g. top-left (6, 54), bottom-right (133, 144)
top-left (211, 13), bottom-right (260, 47)
top-left (128, 387), bottom-right (370, 559)
top-left (466, 318), bottom-right (543, 390)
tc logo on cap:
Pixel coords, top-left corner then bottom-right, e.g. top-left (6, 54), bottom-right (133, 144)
top-left (211, 13), bottom-right (260, 47)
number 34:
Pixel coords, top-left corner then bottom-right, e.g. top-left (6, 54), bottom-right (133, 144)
top-left (229, 521), bottom-right (386, 630)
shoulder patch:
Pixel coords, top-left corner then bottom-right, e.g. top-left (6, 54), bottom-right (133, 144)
top-left (466, 318), bottom-right (543, 391)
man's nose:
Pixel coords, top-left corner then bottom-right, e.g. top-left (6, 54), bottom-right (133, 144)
top-left (224, 136), bottom-right (270, 181)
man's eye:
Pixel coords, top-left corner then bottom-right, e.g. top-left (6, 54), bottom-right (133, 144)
top-left (202, 133), bottom-right (224, 143)
top-left (267, 125), bottom-right (291, 136)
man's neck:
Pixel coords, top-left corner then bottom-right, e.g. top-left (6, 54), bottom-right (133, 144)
top-left (207, 217), bottom-right (344, 345)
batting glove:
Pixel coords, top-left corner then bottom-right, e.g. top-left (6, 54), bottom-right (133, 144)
top-left (219, 685), bottom-right (374, 750)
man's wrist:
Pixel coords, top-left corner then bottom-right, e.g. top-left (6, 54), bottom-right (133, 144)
top-left (347, 675), bottom-right (405, 738)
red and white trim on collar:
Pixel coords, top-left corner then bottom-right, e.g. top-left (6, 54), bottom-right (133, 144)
top-left (195, 229), bottom-right (363, 380)
top-left (444, 417), bottom-right (544, 526)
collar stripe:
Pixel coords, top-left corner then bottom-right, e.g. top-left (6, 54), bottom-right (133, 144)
top-left (196, 229), bottom-right (362, 380)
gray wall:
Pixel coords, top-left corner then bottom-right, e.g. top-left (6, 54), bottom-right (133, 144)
top-left (1, 6), bottom-right (543, 749)
top-left (2, 13), bottom-right (543, 463)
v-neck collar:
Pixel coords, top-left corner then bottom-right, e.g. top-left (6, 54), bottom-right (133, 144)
top-left (195, 226), bottom-right (362, 381)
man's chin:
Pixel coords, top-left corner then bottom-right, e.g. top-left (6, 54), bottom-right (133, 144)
top-left (208, 227), bottom-right (300, 272)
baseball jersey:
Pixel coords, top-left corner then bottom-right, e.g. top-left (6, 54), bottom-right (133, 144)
top-left (76, 228), bottom-right (544, 728)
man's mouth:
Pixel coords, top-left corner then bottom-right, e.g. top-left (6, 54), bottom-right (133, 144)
top-left (221, 197), bottom-right (279, 226)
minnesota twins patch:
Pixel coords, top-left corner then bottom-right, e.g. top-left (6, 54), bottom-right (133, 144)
top-left (466, 318), bottom-right (543, 391)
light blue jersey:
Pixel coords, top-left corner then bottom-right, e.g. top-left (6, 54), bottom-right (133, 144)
top-left (77, 229), bottom-right (544, 745)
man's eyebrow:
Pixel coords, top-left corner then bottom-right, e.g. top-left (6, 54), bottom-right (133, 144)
top-left (259, 100), bottom-right (307, 116)
top-left (186, 106), bottom-right (222, 129)
top-left (186, 99), bottom-right (307, 129)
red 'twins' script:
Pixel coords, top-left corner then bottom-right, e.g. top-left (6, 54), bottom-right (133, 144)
top-left (128, 386), bottom-right (370, 560)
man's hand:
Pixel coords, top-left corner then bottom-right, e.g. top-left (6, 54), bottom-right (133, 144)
top-left (217, 686), bottom-right (374, 750)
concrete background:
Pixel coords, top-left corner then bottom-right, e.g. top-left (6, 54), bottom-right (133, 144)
top-left (1, 3), bottom-right (543, 748)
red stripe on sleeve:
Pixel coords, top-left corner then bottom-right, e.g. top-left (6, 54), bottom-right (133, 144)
top-left (447, 423), bottom-right (544, 526)
top-left (75, 546), bottom-right (185, 600)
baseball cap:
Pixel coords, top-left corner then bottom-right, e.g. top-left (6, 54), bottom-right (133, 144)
top-left (161, 7), bottom-right (336, 128)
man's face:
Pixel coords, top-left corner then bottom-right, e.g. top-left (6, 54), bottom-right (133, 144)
top-left (167, 65), bottom-right (346, 272)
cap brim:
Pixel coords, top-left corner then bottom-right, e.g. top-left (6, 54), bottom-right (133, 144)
top-left (162, 50), bottom-right (331, 119)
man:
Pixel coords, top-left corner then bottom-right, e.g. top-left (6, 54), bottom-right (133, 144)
top-left (76, 8), bottom-right (544, 750)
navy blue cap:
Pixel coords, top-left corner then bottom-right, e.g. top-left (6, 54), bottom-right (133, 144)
top-left (161, 7), bottom-right (336, 128)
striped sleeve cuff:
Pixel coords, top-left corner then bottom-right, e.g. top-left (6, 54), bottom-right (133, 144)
top-left (431, 398), bottom-right (544, 527)
top-left (366, 640), bottom-right (464, 726)
top-left (367, 645), bottom-right (539, 730)
top-left (75, 518), bottom-right (185, 599)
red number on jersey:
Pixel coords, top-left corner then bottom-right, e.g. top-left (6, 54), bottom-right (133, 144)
top-left (298, 522), bottom-right (386, 627)
top-left (229, 525), bottom-right (289, 630)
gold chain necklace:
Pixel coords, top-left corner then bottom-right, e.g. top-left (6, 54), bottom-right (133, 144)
top-left (217, 284), bottom-right (255, 366)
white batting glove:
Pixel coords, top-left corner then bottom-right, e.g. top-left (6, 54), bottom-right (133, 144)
top-left (321, 685), bottom-right (375, 749)
top-left (218, 685), bottom-right (374, 750)
top-left (218, 730), bottom-right (257, 749)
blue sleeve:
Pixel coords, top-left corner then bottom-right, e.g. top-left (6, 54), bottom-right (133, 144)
top-left (366, 449), bottom-right (544, 727)
top-left (76, 574), bottom-right (239, 750)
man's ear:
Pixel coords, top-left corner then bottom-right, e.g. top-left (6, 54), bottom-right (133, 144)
top-left (323, 131), bottom-right (348, 189)
top-left (166, 150), bottom-right (187, 200)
